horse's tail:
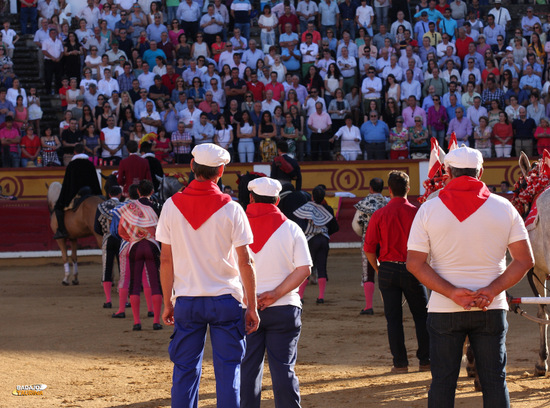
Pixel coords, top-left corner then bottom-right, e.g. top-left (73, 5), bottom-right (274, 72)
top-left (47, 182), bottom-right (62, 213)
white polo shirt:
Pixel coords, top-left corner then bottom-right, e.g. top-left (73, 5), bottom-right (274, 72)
top-left (250, 220), bottom-right (312, 308)
top-left (100, 126), bottom-right (122, 158)
top-left (408, 193), bottom-right (528, 313)
top-left (156, 197), bottom-right (253, 303)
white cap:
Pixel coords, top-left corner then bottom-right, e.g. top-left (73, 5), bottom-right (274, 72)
top-left (444, 146), bottom-right (483, 170)
top-left (495, 0), bottom-right (501, 3)
top-left (248, 177), bottom-right (282, 197)
top-left (192, 143), bottom-right (230, 167)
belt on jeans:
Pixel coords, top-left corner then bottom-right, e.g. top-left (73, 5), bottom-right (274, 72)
top-left (381, 261), bottom-right (406, 265)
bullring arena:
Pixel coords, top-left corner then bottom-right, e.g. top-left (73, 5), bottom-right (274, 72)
top-left (1, 159), bottom-right (549, 407)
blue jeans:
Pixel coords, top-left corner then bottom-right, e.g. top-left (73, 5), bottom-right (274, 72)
top-left (375, 6), bottom-right (389, 28)
top-left (234, 22), bottom-right (251, 40)
top-left (431, 129), bottom-right (445, 147)
top-left (427, 310), bottom-right (509, 408)
top-left (238, 139), bottom-right (255, 163)
top-left (166, 6), bottom-right (178, 23)
top-left (20, 7), bottom-right (38, 35)
top-left (241, 305), bottom-right (302, 408)
top-left (378, 262), bottom-right (430, 368)
top-left (341, 20), bottom-right (356, 40)
top-left (169, 295), bottom-right (246, 408)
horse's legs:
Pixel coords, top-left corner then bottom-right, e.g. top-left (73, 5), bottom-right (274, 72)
top-left (57, 238), bottom-right (70, 285)
top-left (465, 338), bottom-right (482, 392)
top-left (535, 304), bottom-right (549, 376)
top-left (70, 239), bottom-right (79, 285)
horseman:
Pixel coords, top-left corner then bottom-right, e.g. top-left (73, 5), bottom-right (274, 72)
top-left (53, 143), bottom-right (102, 239)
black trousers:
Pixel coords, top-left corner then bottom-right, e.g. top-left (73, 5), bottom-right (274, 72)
top-left (311, 132), bottom-right (331, 161)
top-left (181, 20), bottom-right (199, 41)
top-left (44, 59), bottom-right (63, 94)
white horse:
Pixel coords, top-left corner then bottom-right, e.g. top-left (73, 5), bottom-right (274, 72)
top-left (517, 153), bottom-right (549, 376)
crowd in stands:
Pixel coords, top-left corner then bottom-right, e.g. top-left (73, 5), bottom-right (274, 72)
top-left (1, 0), bottom-right (550, 168)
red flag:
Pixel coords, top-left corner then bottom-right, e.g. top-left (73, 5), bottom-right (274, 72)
top-left (428, 137), bottom-right (442, 179)
top-left (542, 150), bottom-right (550, 176)
top-left (448, 132), bottom-right (458, 151)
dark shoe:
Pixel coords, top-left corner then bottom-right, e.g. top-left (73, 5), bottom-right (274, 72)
top-left (112, 312), bottom-right (126, 318)
top-left (316, 298), bottom-right (324, 304)
top-left (133, 324), bottom-right (141, 331)
top-left (147, 311), bottom-right (154, 317)
top-left (125, 302), bottom-right (131, 308)
top-left (61, 280), bottom-right (69, 286)
top-left (103, 302), bottom-right (112, 309)
top-left (360, 308), bottom-right (374, 315)
top-left (53, 229), bottom-right (68, 240)
top-left (419, 363), bottom-right (431, 372)
top-left (391, 366), bottom-right (409, 374)
top-left (153, 323), bottom-right (163, 330)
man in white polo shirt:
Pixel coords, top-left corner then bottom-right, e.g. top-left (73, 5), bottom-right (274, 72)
top-left (407, 146), bottom-right (534, 407)
top-left (241, 177), bottom-right (312, 408)
top-left (157, 144), bottom-right (259, 408)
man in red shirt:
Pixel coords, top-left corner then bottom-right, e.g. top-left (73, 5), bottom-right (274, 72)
top-left (364, 170), bottom-right (430, 374)
top-left (117, 140), bottom-right (151, 197)
top-left (300, 22), bottom-right (322, 46)
top-left (278, 4), bottom-right (300, 34)
top-left (162, 64), bottom-right (180, 93)
top-left (246, 70), bottom-right (265, 102)
top-left (264, 71), bottom-right (285, 104)
top-left (455, 27), bottom-right (473, 61)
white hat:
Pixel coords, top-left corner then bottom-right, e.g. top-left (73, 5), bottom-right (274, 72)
top-left (248, 177), bottom-right (282, 197)
top-left (444, 146), bottom-right (483, 170)
top-left (495, 0), bottom-right (501, 3)
top-left (192, 144), bottom-right (230, 167)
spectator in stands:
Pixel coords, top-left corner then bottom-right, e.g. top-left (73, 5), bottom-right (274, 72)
top-left (361, 110), bottom-right (389, 160)
top-left (0, 116), bottom-right (20, 167)
top-left (42, 28), bottom-right (64, 96)
top-left (20, 0), bottom-right (38, 35)
top-left (513, 107), bottom-right (537, 156)
top-left (231, 0), bottom-right (252, 40)
top-left (100, 115), bottom-right (123, 165)
top-left (61, 118), bottom-right (83, 166)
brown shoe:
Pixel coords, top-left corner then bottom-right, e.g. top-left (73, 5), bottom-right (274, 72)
top-left (419, 364), bottom-right (431, 372)
top-left (391, 366), bottom-right (408, 374)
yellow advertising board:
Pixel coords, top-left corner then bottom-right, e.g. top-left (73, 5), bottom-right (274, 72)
top-left (0, 158), bottom-right (524, 200)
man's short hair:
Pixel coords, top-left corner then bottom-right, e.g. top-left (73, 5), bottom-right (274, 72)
top-left (126, 140), bottom-right (139, 153)
top-left (109, 185), bottom-right (122, 197)
top-left (449, 166), bottom-right (480, 179)
top-left (277, 141), bottom-right (289, 153)
top-left (128, 184), bottom-right (140, 200)
top-left (192, 160), bottom-right (221, 180)
top-left (388, 171), bottom-right (409, 197)
top-left (74, 143), bottom-right (85, 154)
top-left (370, 177), bottom-right (384, 193)
top-left (140, 141), bottom-right (153, 153)
top-left (251, 191), bottom-right (278, 205)
top-left (138, 179), bottom-right (154, 196)
top-left (312, 185), bottom-right (325, 204)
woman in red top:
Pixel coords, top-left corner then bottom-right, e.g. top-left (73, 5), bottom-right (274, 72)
top-left (535, 117), bottom-right (550, 155)
top-left (211, 34), bottom-right (225, 64)
top-left (492, 111), bottom-right (513, 158)
top-left (152, 127), bottom-right (173, 163)
top-left (435, 0), bottom-right (450, 15)
top-left (20, 125), bottom-right (41, 167)
top-left (482, 58), bottom-right (500, 87)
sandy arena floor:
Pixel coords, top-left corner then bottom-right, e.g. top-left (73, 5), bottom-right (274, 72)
top-left (0, 251), bottom-right (549, 408)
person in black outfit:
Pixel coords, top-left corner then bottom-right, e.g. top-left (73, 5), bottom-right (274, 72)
top-left (271, 141), bottom-right (302, 191)
top-left (140, 141), bottom-right (164, 192)
top-left (53, 143), bottom-right (102, 239)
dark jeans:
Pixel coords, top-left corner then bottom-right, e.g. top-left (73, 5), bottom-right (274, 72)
top-left (378, 262), bottom-right (430, 368)
top-left (311, 132), bottom-right (331, 161)
top-left (44, 59), bottom-right (63, 94)
top-left (427, 310), bottom-right (509, 408)
top-left (365, 141), bottom-right (387, 160)
top-left (241, 305), bottom-right (302, 408)
top-left (20, 6), bottom-right (37, 35)
top-left (181, 20), bottom-right (199, 41)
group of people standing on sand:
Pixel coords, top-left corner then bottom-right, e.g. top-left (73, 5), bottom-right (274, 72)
top-left (352, 147), bottom-right (534, 407)
top-left (53, 137), bottom-right (535, 407)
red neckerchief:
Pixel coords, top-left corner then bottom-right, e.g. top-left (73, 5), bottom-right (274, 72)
top-left (439, 176), bottom-right (491, 222)
top-left (172, 179), bottom-right (231, 230)
top-left (246, 203), bottom-right (287, 253)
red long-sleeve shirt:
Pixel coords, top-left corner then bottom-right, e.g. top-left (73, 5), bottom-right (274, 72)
top-left (364, 197), bottom-right (418, 262)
